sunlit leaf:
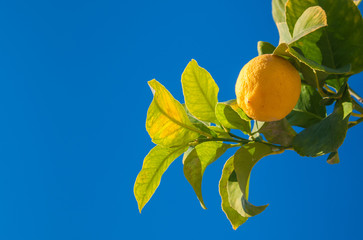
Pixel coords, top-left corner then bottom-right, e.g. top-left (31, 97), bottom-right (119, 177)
top-left (182, 59), bottom-right (219, 123)
top-left (272, 0), bottom-right (292, 43)
top-left (183, 142), bottom-right (230, 209)
top-left (290, 6), bottom-right (327, 43)
top-left (272, 0), bottom-right (289, 24)
top-left (293, 87), bottom-right (353, 157)
top-left (146, 79), bottom-right (201, 147)
top-left (134, 145), bottom-right (188, 212)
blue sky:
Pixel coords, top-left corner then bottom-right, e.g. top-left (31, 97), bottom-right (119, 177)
top-left (0, 0), bottom-right (362, 239)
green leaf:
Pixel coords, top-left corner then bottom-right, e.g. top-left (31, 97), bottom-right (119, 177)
top-left (258, 118), bottom-right (296, 147)
top-left (289, 46), bottom-right (351, 74)
top-left (233, 143), bottom-right (272, 216)
top-left (273, 43), bottom-right (351, 74)
top-left (291, 30), bottom-right (324, 65)
top-left (208, 126), bottom-right (232, 139)
top-left (286, 5), bottom-right (327, 65)
top-left (134, 145), bottom-right (188, 212)
top-left (228, 100), bottom-right (252, 121)
top-left (325, 76), bottom-right (347, 92)
top-left (146, 79), bottom-right (201, 147)
top-left (189, 117), bottom-right (217, 138)
top-left (215, 101), bottom-right (251, 134)
top-left (183, 142), bottom-right (230, 209)
top-left (182, 59), bottom-right (219, 123)
top-left (227, 170), bottom-right (268, 218)
top-left (219, 156), bottom-right (248, 230)
top-left (272, 0), bottom-right (289, 24)
top-left (272, 0), bottom-right (292, 43)
top-left (290, 6), bottom-right (327, 43)
top-left (287, 6), bottom-right (327, 64)
top-left (327, 151), bottom-right (340, 165)
top-left (251, 120), bottom-right (265, 141)
top-left (293, 87), bottom-right (353, 157)
top-left (286, 0), bottom-right (363, 74)
top-left (287, 84), bottom-right (326, 128)
top-left (257, 41), bottom-right (276, 56)
top-left (184, 105), bottom-right (218, 138)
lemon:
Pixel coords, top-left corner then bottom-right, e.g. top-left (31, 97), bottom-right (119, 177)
top-left (235, 54), bottom-right (301, 122)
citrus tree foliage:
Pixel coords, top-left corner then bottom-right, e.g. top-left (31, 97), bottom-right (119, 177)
top-left (134, 0), bottom-right (363, 229)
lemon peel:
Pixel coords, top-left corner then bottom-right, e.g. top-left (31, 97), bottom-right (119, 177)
top-left (235, 54), bottom-right (301, 122)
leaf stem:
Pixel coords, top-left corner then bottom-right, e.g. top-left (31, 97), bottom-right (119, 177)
top-left (313, 70), bottom-right (329, 98)
top-left (194, 132), bottom-right (290, 154)
top-left (261, 140), bottom-right (292, 150)
top-left (228, 132), bottom-right (246, 140)
top-left (198, 137), bottom-right (249, 144)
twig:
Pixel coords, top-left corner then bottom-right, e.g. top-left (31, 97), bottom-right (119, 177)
top-left (348, 118), bottom-right (363, 128)
top-left (349, 87), bottom-right (363, 104)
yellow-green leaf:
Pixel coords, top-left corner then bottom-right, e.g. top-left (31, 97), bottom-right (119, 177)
top-left (272, 0), bottom-right (292, 43)
top-left (146, 79), bottom-right (202, 147)
top-left (134, 145), bottom-right (188, 212)
top-left (258, 118), bottom-right (296, 147)
top-left (290, 6), bottom-right (327, 43)
top-left (183, 142), bottom-right (230, 209)
top-left (182, 59), bottom-right (219, 123)
top-left (257, 41), bottom-right (276, 56)
top-left (219, 156), bottom-right (248, 230)
top-left (208, 126), bottom-right (231, 139)
top-left (327, 151), bottom-right (340, 165)
top-left (215, 100), bottom-right (251, 135)
top-left (233, 143), bottom-right (272, 217)
top-left (219, 142), bottom-right (273, 230)
top-left (273, 43), bottom-right (351, 74)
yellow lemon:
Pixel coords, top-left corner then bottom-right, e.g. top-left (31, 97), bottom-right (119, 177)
top-left (235, 54), bottom-right (301, 122)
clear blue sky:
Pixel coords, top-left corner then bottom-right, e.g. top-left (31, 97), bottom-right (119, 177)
top-left (0, 0), bottom-right (362, 239)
